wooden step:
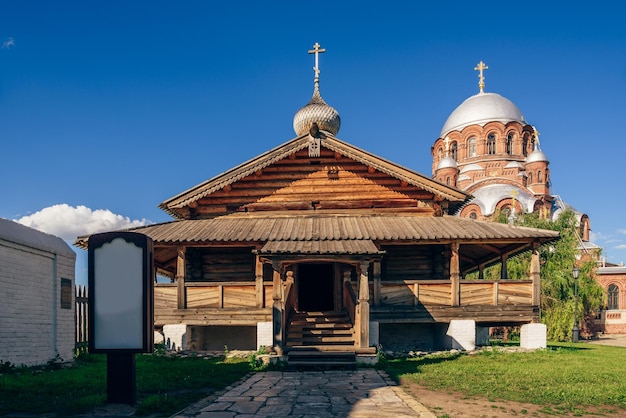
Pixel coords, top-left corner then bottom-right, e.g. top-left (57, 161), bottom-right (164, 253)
top-left (286, 310), bottom-right (355, 349)
top-left (287, 349), bottom-right (356, 371)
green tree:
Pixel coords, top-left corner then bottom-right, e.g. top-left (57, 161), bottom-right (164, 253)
top-left (489, 209), bottom-right (604, 341)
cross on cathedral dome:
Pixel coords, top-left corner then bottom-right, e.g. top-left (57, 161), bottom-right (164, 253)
top-left (293, 43), bottom-right (341, 137)
top-left (439, 61), bottom-right (527, 137)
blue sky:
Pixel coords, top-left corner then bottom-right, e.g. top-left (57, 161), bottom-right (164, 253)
top-left (1, 1), bottom-right (625, 285)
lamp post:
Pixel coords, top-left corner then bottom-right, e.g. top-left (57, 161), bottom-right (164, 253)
top-left (572, 267), bottom-right (580, 342)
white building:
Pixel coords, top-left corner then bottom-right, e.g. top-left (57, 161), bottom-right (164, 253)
top-left (0, 218), bottom-right (76, 366)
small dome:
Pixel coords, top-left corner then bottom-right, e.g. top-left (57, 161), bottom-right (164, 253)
top-left (526, 146), bottom-right (548, 163)
top-left (437, 156), bottom-right (458, 170)
top-left (459, 163), bottom-right (483, 173)
top-left (293, 82), bottom-right (341, 136)
top-left (504, 161), bottom-right (525, 169)
top-left (440, 92), bottom-right (526, 137)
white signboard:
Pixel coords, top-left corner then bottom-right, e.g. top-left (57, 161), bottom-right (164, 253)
top-left (88, 232), bottom-right (153, 353)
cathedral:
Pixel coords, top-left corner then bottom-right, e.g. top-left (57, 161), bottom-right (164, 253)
top-left (431, 61), bottom-right (589, 234)
top-left (430, 61), bottom-right (625, 333)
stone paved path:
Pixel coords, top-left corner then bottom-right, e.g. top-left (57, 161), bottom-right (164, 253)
top-left (171, 369), bottom-right (435, 417)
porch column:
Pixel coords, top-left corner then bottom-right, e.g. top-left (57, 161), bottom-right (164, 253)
top-left (255, 255), bottom-right (264, 308)
top-left (355, 261), bottom-right (370, 349)
top-left (530, 241), bottom-right (541, 310)
top-left (501, 253), bottom-right (508, 280)
top-left (450, 241), bottom-right (460, 306)
top-left (372, 261), bottom-right (381, 306)
top-left (478, 263), bottom-right (485, 280)
top-left (176, 246), bottom-right (186, 309)
top-left (271, 262), bottom-right (283, 351)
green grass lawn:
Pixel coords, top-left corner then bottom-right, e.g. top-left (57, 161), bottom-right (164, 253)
top-left (2, 342), bottom-right (625, 417)
top-left (384, 342), bottom-right (626, 416)
top-left (0, 353), bottom-right (252, 417)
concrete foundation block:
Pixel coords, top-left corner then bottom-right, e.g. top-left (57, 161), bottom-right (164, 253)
top-left (520, 323), bottom-right (547, 349)
top-left (163, 324), bottom-right (187, 351)
top-left (446, 320), bottom-right (476, 351)
top-left (257, 321), bottom-right (273, 351)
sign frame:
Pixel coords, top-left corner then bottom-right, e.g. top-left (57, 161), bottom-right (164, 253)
top-left (88, 231), bottom-right (154, 354)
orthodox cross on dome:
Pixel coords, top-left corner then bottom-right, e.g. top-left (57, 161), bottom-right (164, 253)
top-left (308, 42), bottom-right (326, 81)
top-left (532, 126), bottom-right (541, 148)
top-left (474, 60), bottom-right (488, 93)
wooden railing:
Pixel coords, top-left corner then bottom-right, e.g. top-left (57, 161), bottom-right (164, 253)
top-left (155, 281), bottom-right (273, 310)
top-left (372, 279), bottom-right (534, 306)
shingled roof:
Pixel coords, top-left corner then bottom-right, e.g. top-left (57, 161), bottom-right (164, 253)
top-left (76, 212), bottom-right (558, 248)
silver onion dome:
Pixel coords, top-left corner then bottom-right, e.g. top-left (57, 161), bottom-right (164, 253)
top-left (293, 81), bottom-right (341, 136)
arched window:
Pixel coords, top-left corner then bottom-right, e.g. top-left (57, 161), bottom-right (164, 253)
top-left (538, 171), bottom-right (543, 182)
top-left (451, 141), bottom-right (458, 161)
top-left (438, 147), bottom-right (443, 162)
top-left (446, 177), bottom-right (450, 185)
top-left (468, 137), bottom-right (477, 158)
top-left (469, 212), bottom-right (477, 219)
top-left (522, 134), bottom-right (529, 157)
top-left (528, 172), bottom-right (533, 183)
top-left (608, 284), bottom-right (619, 310)
top-left (487, 134), bottom-right (496, 155)
top-left (506, 133), bottom-right (514, 155)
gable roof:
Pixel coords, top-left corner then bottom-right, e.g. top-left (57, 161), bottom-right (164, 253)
top-left (159, 133), bottom-right (470, 219)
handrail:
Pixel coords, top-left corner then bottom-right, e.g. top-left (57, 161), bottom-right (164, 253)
top-left (343, 280), bottom-right (357, 324)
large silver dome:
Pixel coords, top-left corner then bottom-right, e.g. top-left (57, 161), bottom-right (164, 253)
top-left (440, 92), bottom-right (526, 137)
top-left (293, 82), bottom-right (341, 136)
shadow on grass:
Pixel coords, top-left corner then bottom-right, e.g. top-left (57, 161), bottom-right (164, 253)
top-left (383, 351), bottom-right (464, 383)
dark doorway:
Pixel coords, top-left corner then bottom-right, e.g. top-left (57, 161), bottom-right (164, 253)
top-left (297, 263), bottom-right (334, 311)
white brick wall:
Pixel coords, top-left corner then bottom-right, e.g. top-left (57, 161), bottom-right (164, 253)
top-left (0, 239), bottom-right (76, 366)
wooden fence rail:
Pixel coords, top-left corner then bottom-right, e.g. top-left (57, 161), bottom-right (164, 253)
top-left (75, 285), bottom-right (88, 352)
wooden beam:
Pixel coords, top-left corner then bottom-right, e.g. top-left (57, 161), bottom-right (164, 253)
top-left (255, 255), bottom-right (264, 308)
top-left (501, 253), bottom-right (508, 280)
top-left (356, 261), bottom-right (371, 349)
top-left (450, 241), bottom-right (460, 306)
top-left (176, 246), bottom-right (186, 309)
top-left (530, 241), bottom-right (541, 310)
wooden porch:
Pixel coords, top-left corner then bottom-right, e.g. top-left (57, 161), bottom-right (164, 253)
top-left (154, 277), bottom-right (538, 327)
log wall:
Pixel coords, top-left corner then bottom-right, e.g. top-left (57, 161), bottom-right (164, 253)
top-left (381, 245), bottom-right (447, 281)
top-left (194, 148), bottom-right (436, 215)
top-left (186, 247), bottom-right (255, 282)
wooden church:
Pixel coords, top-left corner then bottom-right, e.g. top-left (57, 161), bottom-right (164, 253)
top-left (77, 44), bottom-right (558, 359)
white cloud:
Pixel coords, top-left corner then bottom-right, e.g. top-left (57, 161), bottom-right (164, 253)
top-left (15, 204), bottom-right (151, 242)
top-left (2, 37), bottom-right (14, 49)
top-left (614, 244), bottom-right (626, 250)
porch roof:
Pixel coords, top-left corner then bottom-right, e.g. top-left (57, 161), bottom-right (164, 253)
top-left (75, 211), bottom-right (558, 246)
